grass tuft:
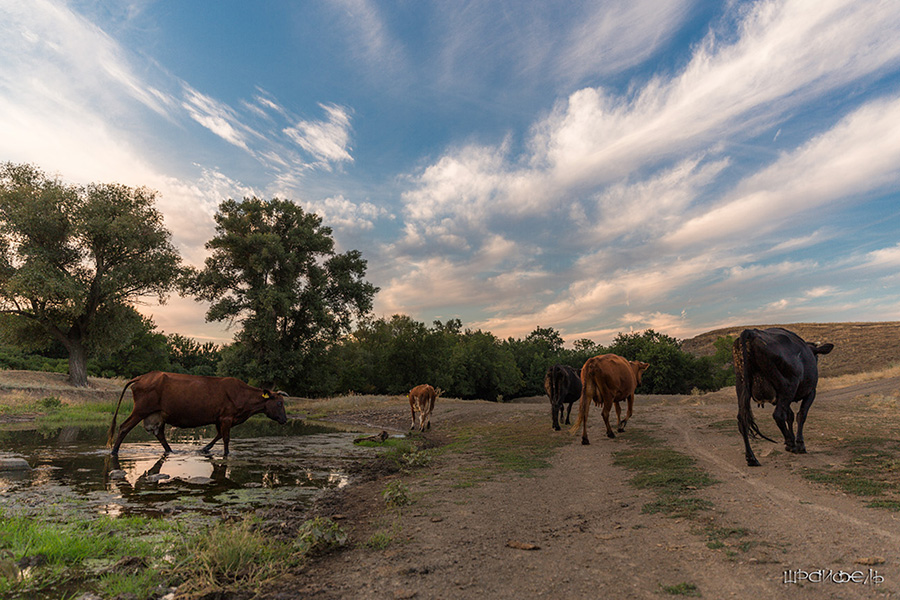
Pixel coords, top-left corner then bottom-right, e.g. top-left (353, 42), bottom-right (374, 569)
top-left (802, 437), bottom-right (900, 509)
top-left (661, 582), bottom-right (701, 596)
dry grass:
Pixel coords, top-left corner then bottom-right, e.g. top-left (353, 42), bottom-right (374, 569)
top-left (817, 364), bottom-right (900, 391)
top-left (0, 369), bottom-right (126, 408)
top-left (682, 321), bottom-right (900, 377)
top-left (287, 393), bottom-right (407, 415)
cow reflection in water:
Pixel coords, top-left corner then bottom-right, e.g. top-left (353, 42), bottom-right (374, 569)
top-left (106, 453), bottom-right (231, 493)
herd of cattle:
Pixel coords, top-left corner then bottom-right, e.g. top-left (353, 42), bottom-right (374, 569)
top-left (106, 327), bottom-right (832, 467)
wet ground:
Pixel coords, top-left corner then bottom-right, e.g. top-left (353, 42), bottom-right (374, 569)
top-left (0, 418), bottom-right (374, 521)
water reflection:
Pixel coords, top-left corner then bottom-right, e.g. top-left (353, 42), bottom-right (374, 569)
top-left (0, 419), bottom-right (372, 520)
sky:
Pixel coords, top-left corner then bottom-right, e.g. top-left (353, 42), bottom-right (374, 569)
top-left (2, 0), bottom-right (900, 346)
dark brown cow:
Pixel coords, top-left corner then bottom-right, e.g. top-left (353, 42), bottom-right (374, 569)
top-left (734, 327), bottom-right (834, 466)
top-left (107, 371), bottom-right (288, 456)
top-left (570, 354), bottom-right (649, 445)
top-left (408, 384), bottom-right (437, 431)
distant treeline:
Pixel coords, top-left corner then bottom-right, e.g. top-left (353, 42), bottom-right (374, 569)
top-left (0, 313), bottom-right (736, 399)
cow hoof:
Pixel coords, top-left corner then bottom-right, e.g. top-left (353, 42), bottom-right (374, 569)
top-left (607, 431), bottom-right (616, 439)
top-left (617, 426), bottom-right (625, 433)
top-left (581, 437), bottom-right (590, 445)
top-left (553, 425), bottom-right (560, 431)
top-left (797, 446), bottom-right (807, 454)
top-left (747, 458), bottom-right (761, 467)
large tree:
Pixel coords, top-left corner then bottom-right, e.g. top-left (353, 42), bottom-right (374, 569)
top-left (0, 163), bottom-right (183, 386)
top-left (188, 197), bottom-right (377, 391)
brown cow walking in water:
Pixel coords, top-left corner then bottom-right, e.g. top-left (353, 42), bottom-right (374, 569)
top-left (408, 384), bottom-right (437, 431)
top-left (571, 354), bottom-right (649, 445)
top-left (107, 371), bottom-right (288, 456)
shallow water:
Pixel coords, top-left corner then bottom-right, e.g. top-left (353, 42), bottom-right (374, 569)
top-left (0, 418), bottom-right (373, 520)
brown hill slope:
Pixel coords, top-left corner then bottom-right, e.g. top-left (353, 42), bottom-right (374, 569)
top-left (681, 321), bottom-right (900, 377)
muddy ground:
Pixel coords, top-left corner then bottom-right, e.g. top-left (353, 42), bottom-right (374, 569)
top-left (262, 377), bottom-right (900, 600)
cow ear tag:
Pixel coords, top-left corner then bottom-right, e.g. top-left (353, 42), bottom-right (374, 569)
top-left (263, 392), bottom-right (270, 398)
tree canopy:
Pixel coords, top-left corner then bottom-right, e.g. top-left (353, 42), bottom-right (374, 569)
top-left (0, 163), bottom-right (182, 386)
top-left (187, 197), bottom-right (377, 390)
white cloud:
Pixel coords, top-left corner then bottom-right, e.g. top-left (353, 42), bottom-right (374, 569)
top-left (284, 103), bottom-right (354, 168)
top-left (664, 95), bottom-right (900, 248)
top-left (329, 0), bottom-right (407, 77)
top-left (432, 0), bottom-right (691, 93)
top-left (863, 243), bottom-right (900, 269)
top-left (182, 86), bottom-right (255, 151)
top-left (301, 195), bottom-right (389, 231)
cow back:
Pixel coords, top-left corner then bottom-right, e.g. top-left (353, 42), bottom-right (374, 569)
top-left (545, 365), bottom-right (582, 404)
top-left (131, 372), bottom-right (264, 428)
top-left (740, 328), bottom-right (832, 401)
top-left (581, 354), bottom-right (643, 399)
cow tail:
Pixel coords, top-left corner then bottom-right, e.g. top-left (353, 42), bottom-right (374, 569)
top-left (107, 377), bottom-right (138, 447)
top-left (550, 367), bottom-right (561, 406)
top-left (569, 368), bottom-right (592, 436)
top-left (734, 332), bottom-right (776, 443)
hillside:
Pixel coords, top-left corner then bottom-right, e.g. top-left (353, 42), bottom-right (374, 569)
top-left (681, 321), bottom-right (900, 377)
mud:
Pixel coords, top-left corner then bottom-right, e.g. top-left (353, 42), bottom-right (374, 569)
top-left (270, 381), bottom-right (900, 599)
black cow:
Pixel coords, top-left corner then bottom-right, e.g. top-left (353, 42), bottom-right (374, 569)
top-left (544, 364), bottom-right (582, 431)
top-left (733, 328), bottom-right (834, 466)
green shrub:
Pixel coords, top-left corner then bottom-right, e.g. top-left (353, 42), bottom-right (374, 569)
top-left (382, 481), bottom-right (412, 507)
top-left (295, 517), bottom-right (348, 556)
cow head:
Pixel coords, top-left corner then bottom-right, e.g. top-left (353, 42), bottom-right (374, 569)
top-left (631, 361), bottom-right (650, 384)
top-left (261, 390), bottom-right (289, 424)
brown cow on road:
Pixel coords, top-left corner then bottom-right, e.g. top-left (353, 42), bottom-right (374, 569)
top-left (571, 354), bottom-right (649, 445)
top-left (408, 384), bottom-right (437, 432)
top-left (107, 371), bottom-right (288, 456)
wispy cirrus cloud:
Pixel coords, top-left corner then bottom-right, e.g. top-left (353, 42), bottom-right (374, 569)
top-left (378, 0), bottom-right (900, 342)
top-left (182, 86), bottom-right (257, 151)
top-left (664, 95), bottom-right (900, 248)
top-left (284, 103), bottom-right (354, 168)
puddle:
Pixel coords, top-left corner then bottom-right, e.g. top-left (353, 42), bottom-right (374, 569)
top-left (0, 419), bottom-right (375, 520)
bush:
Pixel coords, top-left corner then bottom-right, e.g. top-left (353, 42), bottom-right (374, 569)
top-left (608, 330), bottom-right (721, 394)
top-left (295, 518), bottom-right (348, 556)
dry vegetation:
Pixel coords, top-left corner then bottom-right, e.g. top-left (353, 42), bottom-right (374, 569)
top-left (682, 321), bottom-right (900, 377)
top-left (0, 370), bottom-right (125, 408)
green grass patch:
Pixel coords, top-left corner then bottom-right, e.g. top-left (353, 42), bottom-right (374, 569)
top-left (707, 419), bottom-right (735, 431)
top-left (661, 582), bottom-right (701, 596)
top-left (173, 519), bottom-right (298, 594)
top-left (802, 437), bottom-right (900, 509)
top-left (0, 512), bottom-right (180, 599)
top-left (364, 530), bottom-right (394, 550)
top-left (0, 510), bottom-right (336, 599)
top-left (441, 417), bottom-right (570, 480)
top-left (0, 398), bottom-right (130, 427)
top-left (613, 428), bottom-right (717, 518)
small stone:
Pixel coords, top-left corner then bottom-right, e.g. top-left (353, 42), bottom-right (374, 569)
top-left (506, 540), bottom-right (540, 550)
top-left (0, 458), bottom-right (31, 471)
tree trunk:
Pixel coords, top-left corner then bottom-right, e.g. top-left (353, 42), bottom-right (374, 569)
top-left (67, 340), bottom-right (89, 387)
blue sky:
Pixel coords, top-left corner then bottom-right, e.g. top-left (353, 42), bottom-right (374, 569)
top-left (2, 0), bottom-right (900, 345)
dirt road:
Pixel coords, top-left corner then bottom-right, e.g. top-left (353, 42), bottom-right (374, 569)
top-left (266, 379), bottom-right (900, 599)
